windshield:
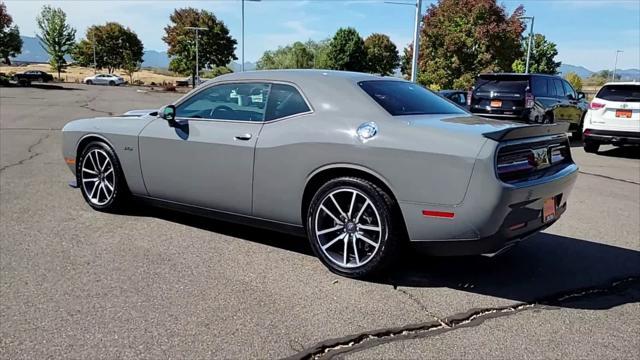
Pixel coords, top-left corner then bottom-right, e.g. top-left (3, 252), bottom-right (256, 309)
top-left (474, 75), bottom-right (529, 93)
top-left (358, 80), bottom-right (467, 116)
top-left (596, 85), bottom-right (640, 102)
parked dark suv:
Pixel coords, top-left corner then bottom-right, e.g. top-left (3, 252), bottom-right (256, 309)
top-left (468, 73), bottom-right (588, 138)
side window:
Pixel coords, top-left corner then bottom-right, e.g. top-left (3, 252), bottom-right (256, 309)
top-left (562, 80), bottom-right (576, 99)
top-left (553, 79), bottom-right (565, 98)
top-left (547, 79), bottom-right (556, 96)
top-left (265, 83), bottom-right (311, 121)
top-left (176, 82), bottom-right (270, 122)
top-left (531, 76), bottom-right (548, 97)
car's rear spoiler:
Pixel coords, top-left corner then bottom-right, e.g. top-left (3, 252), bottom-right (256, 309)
top-left (483, 123), bottom-right (570, 141)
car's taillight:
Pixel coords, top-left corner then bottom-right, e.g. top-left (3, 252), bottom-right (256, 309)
top-left (466, 90), bottom-right (472, 106)
top-left (525, 92), bottom-right (534, 108)
top-left (589, 102), bottom-right (605, 110)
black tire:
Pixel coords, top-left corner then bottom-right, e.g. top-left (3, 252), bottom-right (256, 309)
top-left (109, 80), bottom-right (115, 86)
top-left (77, 141), bottom-right (129, 212)
top-left (573, 114), bottom-right (586, 140)
top-left (542, 113), bottom-right (554, 124)
top-left (307, 177), bottom-right (403, 279)
top-left (86, 80), bottom-right (93, 85)
top-left (583, 141), bottom-right (600, 153)
top-left (37, 77), bottom-right (43, 83)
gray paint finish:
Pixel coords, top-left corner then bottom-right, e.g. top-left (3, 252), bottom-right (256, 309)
top-left (62, 70), bottom-right (577, 247)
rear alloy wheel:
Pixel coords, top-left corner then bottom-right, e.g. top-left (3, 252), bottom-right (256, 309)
top-left (86, 80), bottom-right (93, 85)
top-left (307, 177), bottom-right (402, 278)
top-left (109, 80), bottom-right (115, 86)
top-left (78, 142), bottom-right (128, 211)
top-left (584, 141), bottom-right (600, 153)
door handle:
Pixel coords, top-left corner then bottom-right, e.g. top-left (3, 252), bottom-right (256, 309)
top-left (234, 133), bottom-right (252, 141)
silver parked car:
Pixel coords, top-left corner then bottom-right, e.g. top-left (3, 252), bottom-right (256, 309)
top-left (84, 73), bottom-right (125, 86)
top-left (62, 70), bottom-right (578, 278)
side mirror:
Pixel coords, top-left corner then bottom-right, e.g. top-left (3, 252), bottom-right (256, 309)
top-left (577, 92), bottom-right (586, 100)
top-left (160, 105), bottom-right (176, 121)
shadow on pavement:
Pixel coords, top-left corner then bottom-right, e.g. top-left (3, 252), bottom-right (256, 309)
top-left (124, 202), bottom-right (640, 310)
top-left (1, 83), bottom-right (82, 90)
top-left (595, 146), bottom-right (640, 160)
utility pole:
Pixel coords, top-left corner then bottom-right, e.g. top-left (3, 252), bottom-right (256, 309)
top-left (612, 50), bottom-right (623, 82)
top-left (185, 26), bottom-right (207, 87)
top-left (92, 32), bottom-right (97, 74)
top-left (520, 16), bottom-right (535, 74)
top-left (385, 0), bottom-right (422, 82)
top-left (241, 0), bottom-right (261, 72)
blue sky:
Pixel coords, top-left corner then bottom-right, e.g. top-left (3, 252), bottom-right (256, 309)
top-left (5, 0), bottom-right (640, 71)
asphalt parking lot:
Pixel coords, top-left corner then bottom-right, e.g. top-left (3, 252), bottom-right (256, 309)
top-left (1, 83), bottom-right (639, 359)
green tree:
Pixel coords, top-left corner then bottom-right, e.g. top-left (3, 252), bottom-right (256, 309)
top-left (327, 27), bottom-right (366, 72)
top-left (564, 72), bottom-right (583, 91)
top-left (122, 50), bottom-right (141, 83)
top-left (256, 40), bottom-right (331, 70)
top-left (36, 5), bottom-right (76, 79)
top-left (403, 0), bottom-right (525, 89)
top-left (0, 3), bottom-right (22, 65)
top-left (364, 33), bottom-right (399, 76)
top-left (203, 66), bottom-right (233, 78)
top-left (512, 33), bottom-right (561, 74)
top-left (163, 7), bottom-right (237, 83)
top-left (73, 23), bottom-right (144, 74)
top-left (305, 39), bottom-right (332, 69)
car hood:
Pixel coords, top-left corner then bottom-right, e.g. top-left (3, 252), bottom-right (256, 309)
top-left (122, 109), bottom-right (158, 117)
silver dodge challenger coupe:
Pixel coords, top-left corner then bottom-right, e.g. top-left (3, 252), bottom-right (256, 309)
top-left (62, 70), bottom-right (578, 278)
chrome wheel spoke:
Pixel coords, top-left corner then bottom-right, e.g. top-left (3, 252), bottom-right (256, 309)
top-left (352, 235), bottom-right (360, 265)
top-left (104, 180), bottom-right (114, 192)
top-left (83, 178), bottom-right (98, 183)
top-left (88, 151), bottom-right (99, 171)
top-left (355, 199), bottom-right (370, 223)
top-left (320, 205), bottom-right (343, 225)
top-left (342, 236), bottom-right (349, 265)
top-left (82, 168), bottom-right (98, 175)
top-left (81, 149), bottom-right (115, 206)
top-left (89, 181), bottom-right (99, 201)
top-left (317, 225), bottom-right (342, 235)
top-left (347, 191), bottom-right (356, 218)
top-left (104, 168), bottom-right (113, 177)
top-left (322, 233), bottom-right (346, 250)
top-left (329, 194), bottom-right (347, 219)
top-left (358, 224), bottom-right (381, 232)
top-left (357, 233), bottom-right (378, 248)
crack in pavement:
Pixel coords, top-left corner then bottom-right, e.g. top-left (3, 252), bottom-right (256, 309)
top-left (285, 276), bottom-right (640, 360)
top-left (394, 288), bottom-right (449, 327)
top-left (0, 132), bottom-right (51, 173)
top-left (579, 170), bottom-right (639, 186)
top-left (78, 95), bottom-right (114, 116)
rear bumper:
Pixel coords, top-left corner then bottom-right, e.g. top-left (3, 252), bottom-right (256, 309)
top-left (584, 129), bottom-right (640, 145)
top-left (401, 137), bottom-right (578, 256)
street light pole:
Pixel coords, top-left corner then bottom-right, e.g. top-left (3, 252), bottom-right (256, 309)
top-left (185, 26), bottom-right (207, 87)
top-left (385, 0), bottom-right (422, 82)
top-left (520, 16), bottom-right (535, 74)
top-left (612, 50), bottom-right (623, 82)
top-left (241, 0), bottom-right (261, 72)
top-left (92, 31), bottom-right (97, 74)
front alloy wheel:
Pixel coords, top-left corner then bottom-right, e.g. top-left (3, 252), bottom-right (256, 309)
top-left (308, 177), bottom-right (402, 278)
top-left (78, 142), bottom-right (128, 211)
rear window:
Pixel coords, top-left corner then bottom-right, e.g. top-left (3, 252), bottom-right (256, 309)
top-left (359, 81), bottom-right (466, 116)
top-left (474, 75), bottom-right (529, 93)
top-left (596, 85), bottom-right (640, 102)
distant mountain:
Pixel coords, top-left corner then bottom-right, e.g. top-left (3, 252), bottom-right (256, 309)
top-left (558, 64), bottom-right (594, 78)
top-left (615, 69), bottom-right (640, 81)
top-left (13, 36), bottom-right (50, 63)
top-left (142, 50), bottom-right (170, 68)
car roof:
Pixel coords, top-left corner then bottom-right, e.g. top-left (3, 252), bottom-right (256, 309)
top-left (213, 69), bottom-right (399, 84)
top-left (477, 73), bottom-right (560, 78)
top-left (601, 81), bottom-right (640, 86)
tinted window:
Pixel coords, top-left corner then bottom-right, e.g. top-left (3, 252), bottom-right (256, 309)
top-left (359, 81), bottom-right (466, 116)
top-left (553, 79), bottom-right (565, 97)
top-left (531, 76), bottom-right (549, 96)
top-left (474, 75), bottom-right (529, 93)
top-left (562, 80), bottom-right (576, 99)
top-left (176, 83), bottom-right (270, 121)
top-left (596, 85), bottom-right (640, 102)
top-left (547, 79), bottom-right (556, 96)
top-left (265, 84), bottom-right (310, 120)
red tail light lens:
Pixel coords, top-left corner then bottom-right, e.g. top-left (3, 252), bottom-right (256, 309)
top-left (589, 102), bottom-right (605, 110)
top-left (525, 92), bottom-right (534, 108)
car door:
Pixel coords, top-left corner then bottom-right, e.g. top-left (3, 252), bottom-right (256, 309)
top-left (562, 79), bottom-right (582, 125)
top-left (551, 78), bottom-right (570, 122)
top-left (138, 82), bottom-right (269, 215)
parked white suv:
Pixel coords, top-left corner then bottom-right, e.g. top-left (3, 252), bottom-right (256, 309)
top-left (83, 74), bottom-right (125, 86)
top-left (583, 82), bottom-right (640, 153)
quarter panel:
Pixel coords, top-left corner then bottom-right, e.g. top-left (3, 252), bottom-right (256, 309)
top-left (252, 113), bottom-right (487, 225)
